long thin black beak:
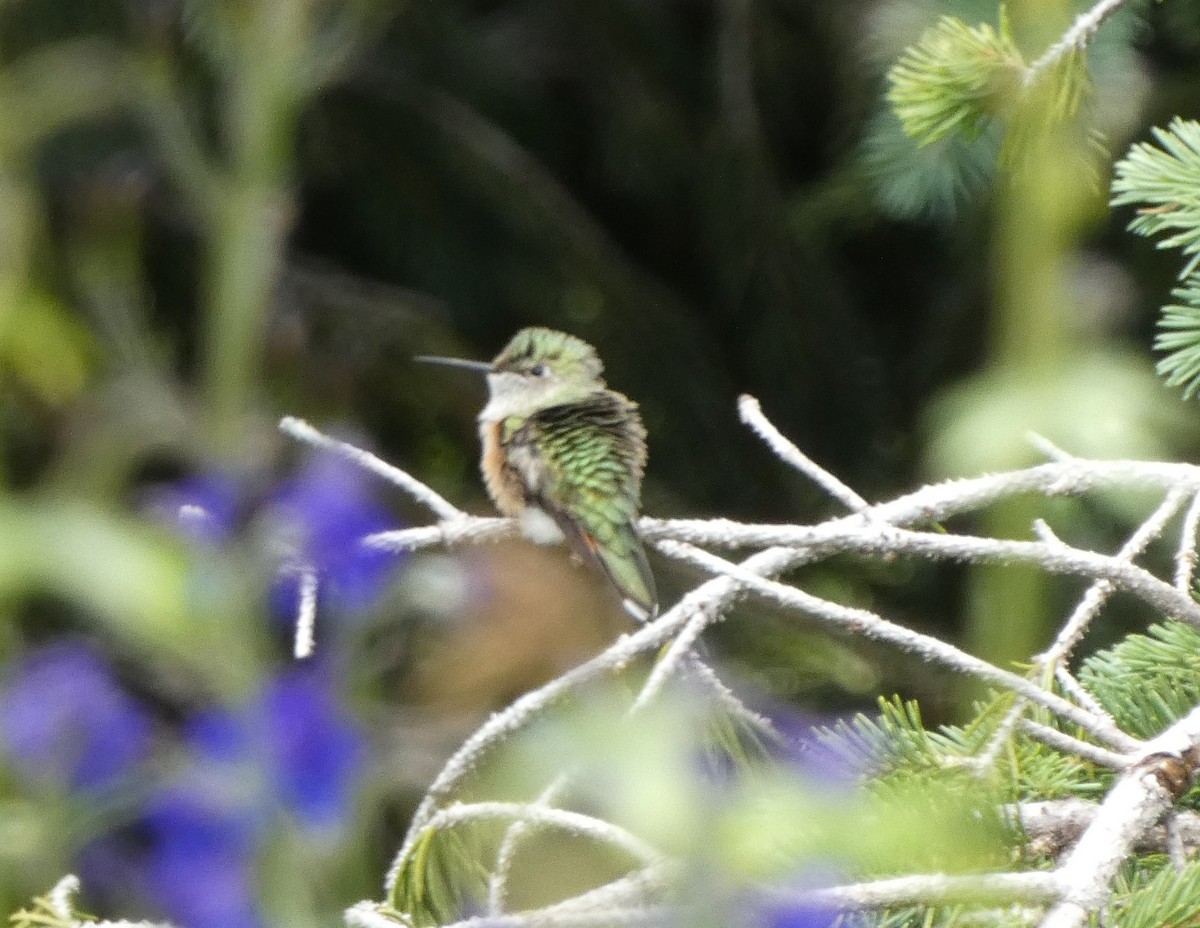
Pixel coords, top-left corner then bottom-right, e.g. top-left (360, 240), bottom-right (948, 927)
top-left (413, 355), bottom-right (494, 374)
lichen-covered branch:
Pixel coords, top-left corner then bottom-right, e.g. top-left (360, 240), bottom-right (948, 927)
top-left (1039, 707), bottom-right (1200, 928)
top-left (279, 400), bottom-right (1200, 928)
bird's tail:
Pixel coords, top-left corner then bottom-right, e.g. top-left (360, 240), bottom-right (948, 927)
top-left (589, 523), bottom-right (658, 622)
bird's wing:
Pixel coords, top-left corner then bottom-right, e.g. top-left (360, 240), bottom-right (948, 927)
top-left (523, 393), bottom-right (657, 620)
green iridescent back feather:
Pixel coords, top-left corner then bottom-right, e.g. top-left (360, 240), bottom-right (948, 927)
top-left (520, 390), bottom-right (657, 617)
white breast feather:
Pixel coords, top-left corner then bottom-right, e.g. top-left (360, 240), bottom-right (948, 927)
top-left (519, 506), bottom-right (565, 545)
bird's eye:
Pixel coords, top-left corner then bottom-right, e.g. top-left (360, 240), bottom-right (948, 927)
top-left (529, 364), bottom-right (549, 377)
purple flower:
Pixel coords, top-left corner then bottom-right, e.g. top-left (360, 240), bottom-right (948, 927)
top-left (135, 660), bottom-right (364, 928)
top-left (261, 663), bottom-right (364, 829)
top-left (143, 784), bottom-right (263, 928)
top-left (265, 451), bottom-right (399, 621)
top-left (147, 449), bottom-right (404, 631)
top-left (747, 869), bottom-right (845, 928)
top-left (0, 640), bottom-right (153, 791)
top-left (147, 472), bottom-right (244, 546)
top-left (756, 897), bottom-right (841, 928)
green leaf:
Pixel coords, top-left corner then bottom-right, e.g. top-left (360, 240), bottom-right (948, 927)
top-left (0, 499), bottom-right (257, 694)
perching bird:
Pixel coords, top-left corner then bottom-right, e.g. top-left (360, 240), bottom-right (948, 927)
top-left (417, 327), bottom-right (657, 620)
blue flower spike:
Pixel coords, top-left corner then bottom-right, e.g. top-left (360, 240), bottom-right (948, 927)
top-left (0, 640), bottom-right (153, 792)
top-left (267, 448), bottom-right (402, 658)
top-left (141, 660), bottom-right (364, 928)
top-left (147, 443), bottom-right (404, 660)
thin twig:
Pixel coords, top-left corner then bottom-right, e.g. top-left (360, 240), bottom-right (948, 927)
top-left (773, 870), bottom-right (1063, 910)
top-left (1027, 432), bottom-right (1076, 462)
top-left (1038, 488), bottom-right (1188, 666)
top-left (536, 864), bottom-right (677, 916)
top-left (632, 588), bottom-right (721, 712)
top-left (279, 416), bottom-right (464, 521)
top-left (657, 540), bottom-right (1141, 752)
top-left (738, 395), bottom-right (871, 513)
top-left (1025, 0), bottom-right (1138, 82)
top-left (49, 875), bottom-right (80, 920)
top-left (1168, 814), bottom-right (1188, 871)
top-left (1018, 719), bottom-right (1131, 770)
top-left (435, 906), bottom-right (675, 928)
top-left (420, 801), bottom-right (665, 867)
top-left (363, 520), bottom-right (512, 552)
top-left (487, 777), bottom-right (572, 915)
top-left (650, 520), bottom-right (1200, 631)
top-left (1176, 489), bottom-right (1200, 593)
top-left (1033, 519), bottom-right (1062, 544)
top-left (293, 563), bottom-right (319, 659)
top-left (681, 654), bottom-right (788, 750)
top-left (1054, 666), bottom-right (1117, 730)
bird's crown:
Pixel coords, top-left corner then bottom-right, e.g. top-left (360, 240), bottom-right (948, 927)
top-left (493, 327), bottom-right (605, 383)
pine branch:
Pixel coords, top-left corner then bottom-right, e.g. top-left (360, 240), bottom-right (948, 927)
top-left (279, 416), bottom-right (465, 521)
top-left (1025, 0), bottom-right (1139, 81)
top-left (887, 0), bottom-right (1126, 151)
top-left (1014, 798), bottom-right (1200, 859)
top-left (418, 802), bottom-right (666, 868)
top-left (738, 395), bottom-right (870, 513)
top-left (775, 871), bottom-right (1062, 911)
top-left (1113, 119), bottom-right (1200, 275)
top-left (278, 403), bottom-right (1200, 926)
top-left (887, 15), bottom-right (1024, 147)
top-left (1154, 273), bottom-right (1200, 397)
top-left (655, 539), bottom-right (1137, 752)
top-left (1039, 707), bottom-right (1200, 928)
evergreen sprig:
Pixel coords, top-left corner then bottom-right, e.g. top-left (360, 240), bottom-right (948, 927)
top-left (1112, 118), bottom-right (1200, 273)
top-left (1079, 621), bottom-right (1200, 740)
top-left (390, 825), bottom-right (493, 928)
top-left (887, 15), bottom-right (1025, 147)
top-left (1153, 273), bottom-right (1200, 399)
top-left (1110, 859), bottom-right (1200, 928)
top-left (1110, 118), bottom-right (1200, 397)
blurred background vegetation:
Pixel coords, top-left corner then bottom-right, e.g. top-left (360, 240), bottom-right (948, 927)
top-left (3, 0), bottom-right (1200, 924)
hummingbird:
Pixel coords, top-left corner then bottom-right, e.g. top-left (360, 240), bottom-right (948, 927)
top-left (416, 327), bottom-right (657, 621)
